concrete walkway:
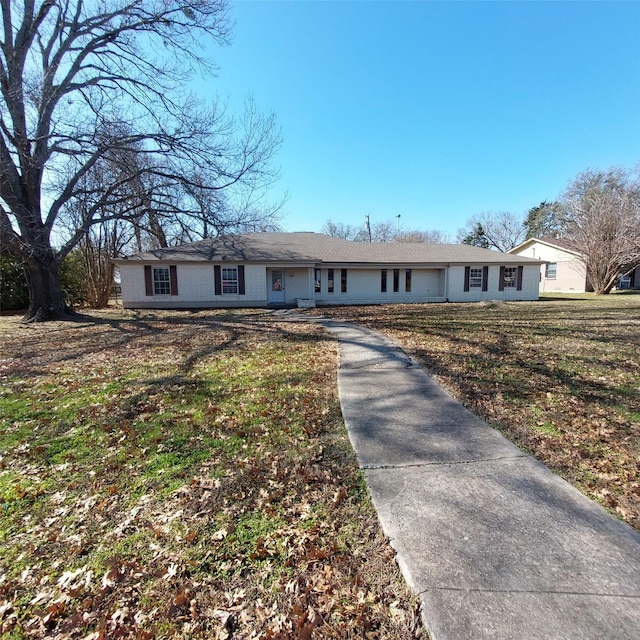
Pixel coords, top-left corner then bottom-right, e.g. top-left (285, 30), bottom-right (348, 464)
top-left (316, 318), bottom-right (640, 640)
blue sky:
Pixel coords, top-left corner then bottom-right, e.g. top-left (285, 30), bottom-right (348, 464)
top-left (203, 0), bottom-right (640, 239)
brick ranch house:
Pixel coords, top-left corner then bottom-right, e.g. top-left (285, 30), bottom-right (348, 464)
top-left (114, 232), bottom-right (544, 309)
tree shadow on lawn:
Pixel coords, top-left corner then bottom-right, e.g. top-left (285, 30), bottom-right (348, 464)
top-left (321, 302), bottom-right (639, 421)
top-left (409, 334), bottom-right (639, 417)
top-left (1, 309), bottom-right (330, 382)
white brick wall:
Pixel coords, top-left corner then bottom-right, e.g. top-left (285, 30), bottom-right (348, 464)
top-left (120, 261), bottom-right (540, 308)
top-left (281, 269), bottom-right (313, 302)
top-left (447, 265), bottom-right (540, 302)
top-left (314, 267), bottom-right (446, 304)
top-left (120, 263), bottom-right (267, 308)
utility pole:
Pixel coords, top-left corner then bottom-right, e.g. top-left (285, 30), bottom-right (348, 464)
top-left (365, 214), bottom-right (372, 243)
top-left (396, 214), bottom-right (401, 231)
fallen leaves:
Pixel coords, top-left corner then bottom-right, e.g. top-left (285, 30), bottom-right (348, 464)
top-left (0, 309), bottom-right (424, 639)
top-left (322, 297), bottom-right (640, 530)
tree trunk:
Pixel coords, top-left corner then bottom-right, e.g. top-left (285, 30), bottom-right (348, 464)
top-left (96, 262), bottom-right (116, 308)
top-left (586, 260), bottom-right (619, 296)
top-left (22, 254), bottom-right (72, 322)
top-left (594, 280), bottom-right (616, 295)
top-left (590, 272), bottom-right (618, 295)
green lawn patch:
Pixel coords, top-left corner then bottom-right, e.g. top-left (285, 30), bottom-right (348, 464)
top-left (0, 309), bottom-right (424, 639)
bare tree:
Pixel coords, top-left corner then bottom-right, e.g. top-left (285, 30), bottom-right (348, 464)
top-left (322, 219), bottom-right (449, 243)
top-left (62, 156), bottom-right (137, 307)
top-left (368, 221), bottom-right (396, 243)
top-left (395, 229), bottom-right (451, 243)
top-left (0, 0), bottom-right (281, 321)
top-left (79, 223), bottom-right (130, 308)
top-left (321, 221), bottom-right (364, 241)
top-left (457, 211), bottom-right (526, 252)
top-left (322, 219), bottom-right (393, 242)
top-left (561, 167), bottom-right (640, 295)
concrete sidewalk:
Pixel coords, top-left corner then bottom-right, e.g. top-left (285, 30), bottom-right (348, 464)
top-left (318, 319), bottom-right (640, 640)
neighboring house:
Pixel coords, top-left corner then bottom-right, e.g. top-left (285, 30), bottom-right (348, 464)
top-left (509, 237), bottom-right (591, 293)
top-left (618, 265), bottom-right (640, 290)
top-left (114, 232), bottom-right (543, 309)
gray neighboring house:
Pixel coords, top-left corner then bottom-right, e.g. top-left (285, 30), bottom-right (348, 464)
top-left (114, 232), bottom-right (543, 309)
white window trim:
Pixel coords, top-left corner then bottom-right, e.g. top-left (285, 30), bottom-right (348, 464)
top-left (222, 267), bottom-right (239, 294)
top-left (503, 266), bottom-right (517, 288)
top-left (545, 263), bottom-right (557, 280)
top-left (469, 267), bottom-right (483, 288)
top-left (153, 267), bottom-right (171, 295)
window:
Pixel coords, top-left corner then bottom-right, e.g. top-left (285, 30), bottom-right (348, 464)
top-left (271, 270), bottom-right (283, 292)
top-left (405, 269), bottom-right (412, 293)
top-left (381, 269), bottom-right (387, 293)
top-left (145, 265), bottom-right (177, 296)
top-left (328, 269), bottom-right (334, 293)
top-left (503, 267), bottom-right (517, 288)
top-left (469, 268), bottom-right (483, 288)
top-left (393, 269), bottom-right (400, 292)
top-left (314, 268), bottom-right (321, 293)
top-left (222, 267), bottom-right (238, 294)
top-left (341, 269), bottom-right (347, 293)
top-left (464, 266), bottom-right (488, 292)
top-left (499, 265), bottom-right (523, 292)
top-left (153, 267), bottom-right (171, 295)
top-left (545, 263), bottom-right (557, 279)
top-left (214, 265), bottom-right (245, 295)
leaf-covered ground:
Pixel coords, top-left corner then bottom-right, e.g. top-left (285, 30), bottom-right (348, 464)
top-left (315, 294), bottom-right (640, 531)
top-left (0, 310), bottom-right (425, 639)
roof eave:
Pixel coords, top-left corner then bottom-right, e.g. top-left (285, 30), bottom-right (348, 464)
top-left (510, 237), bottom-right (582, 257)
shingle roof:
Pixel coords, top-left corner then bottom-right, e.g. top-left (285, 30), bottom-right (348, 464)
top-left (510, 236), bottom-right (582, 256)
top-left (537, 237), bottom-right (581, 253)
top-left (116, 232), bottom-right (542, 265)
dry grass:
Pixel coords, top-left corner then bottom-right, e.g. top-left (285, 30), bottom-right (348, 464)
top-left (0, 309), bottom-right (424, 639)
top-left (315, 293), bottom-right (640, 530)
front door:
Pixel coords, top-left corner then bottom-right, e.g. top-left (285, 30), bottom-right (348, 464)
top-left (268, 269), bottom-right (285, 303)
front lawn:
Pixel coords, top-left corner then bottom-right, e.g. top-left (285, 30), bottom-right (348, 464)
top-left (319, 294), bottom-right (640, 530)
top-left (0, 310), bottom-right (424, 639)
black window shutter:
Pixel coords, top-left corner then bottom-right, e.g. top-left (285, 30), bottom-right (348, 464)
top-left (214, 265), bottom-right (222, 295)
top-left (516, 265), bottom-right (523, 291)
top-left (482, 266), bottom-right (489, 292)
top-left (238, 265), bottom-right (245, 295)
top-left (144, 266), bottom-right (153, 296)
top-left (464, 266), bottom-right (470, 292)
top-left (169, 265), bottom-right (178, 295)
top-left (499, 266), bottom-right (505, 292)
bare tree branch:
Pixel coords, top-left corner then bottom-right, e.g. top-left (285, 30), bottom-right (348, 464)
top-left (561, 167), bottom-right (640, 294)
top-left (457, 211), bottom-right (526, 252)
top-left (322, 219), bottom-right (450, 244)
top-left (0, 0), bottom-right (281, 320)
